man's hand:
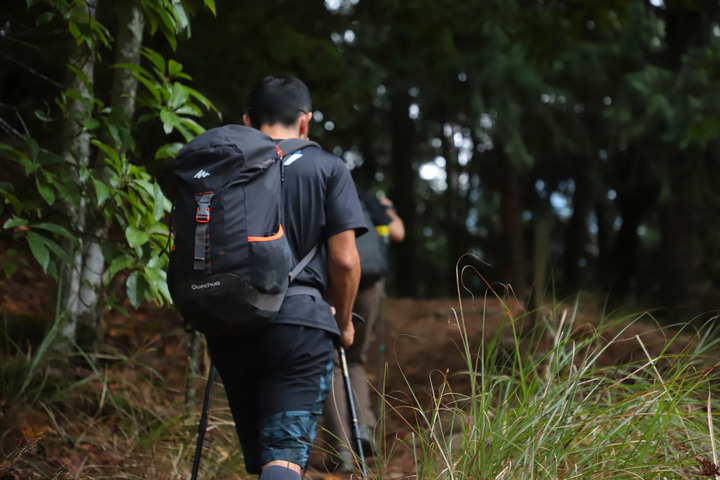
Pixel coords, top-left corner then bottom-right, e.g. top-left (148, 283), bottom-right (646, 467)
top-left (331, 306), bottom-right (355, 349)
top-left (338, 318), bottom-right (355, 349)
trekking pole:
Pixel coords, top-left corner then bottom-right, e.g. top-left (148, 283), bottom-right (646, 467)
top-left (191, 364), bottom-right (217, 480)
top-left (376, 282), bottom-right (387, 419)
top-left (338, 313), bottom-right (368, 478)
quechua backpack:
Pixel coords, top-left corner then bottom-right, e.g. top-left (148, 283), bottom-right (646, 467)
top-left (167, 125), bottom-right (319, 335)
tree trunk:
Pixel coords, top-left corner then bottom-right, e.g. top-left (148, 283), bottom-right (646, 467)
top-left (388, 90), bottom-right (417, 296)
top-left (500, 156), bottom-right (526, 299)
top-left (610, 195), bottom-right (642, 301)
top-left (531, 211), bottom-right (554, 310)
top-left (111, 0), bottom-right (144, 144)
top-left (659, 166), bottom-right (700, 310)
top-left (60, 0), bottom-right (146, 350)
top-left (58, 0), bottom-right (100, 350)
top-left (564, 167), bottom-right (591, 288)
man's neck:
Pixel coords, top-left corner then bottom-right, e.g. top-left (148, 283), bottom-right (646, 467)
top-left (260, 124), bottom-right (301, 140)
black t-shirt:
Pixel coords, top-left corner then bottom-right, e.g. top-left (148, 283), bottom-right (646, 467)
top-left (274, 145), bottom-right (367, 334)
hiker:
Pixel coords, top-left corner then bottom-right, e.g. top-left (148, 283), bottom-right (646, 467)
top-left (204, 76), bottom-right (366, 480)
top-left (323, 185), bottom-right (405, 471)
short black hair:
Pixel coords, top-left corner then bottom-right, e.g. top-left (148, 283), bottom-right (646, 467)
top-left (246, 76), bottom-right (312, 128)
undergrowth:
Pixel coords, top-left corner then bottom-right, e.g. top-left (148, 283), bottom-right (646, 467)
top-left (1, 288), bottom-right (719, 479)
top-left (374, 274), bottom-right (720, 480)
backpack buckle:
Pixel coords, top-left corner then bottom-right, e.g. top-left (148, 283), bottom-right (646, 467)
top-left (196, 204), bottom-right (210, 223)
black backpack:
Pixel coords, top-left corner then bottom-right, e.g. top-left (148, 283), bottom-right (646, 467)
top-left (167, 125), bottom-right (319, 336)
top-left (356, 197), bottom-right (390, 285)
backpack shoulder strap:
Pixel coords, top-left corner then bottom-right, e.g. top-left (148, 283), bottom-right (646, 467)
top-left (286, 245), bottom-right (322, 299)
top-left (289, 244), bottom-right (318, 283)
top-left (276, 139), bottom-right (319, 158)
top-left (277, 139), bottom-right (322, 299)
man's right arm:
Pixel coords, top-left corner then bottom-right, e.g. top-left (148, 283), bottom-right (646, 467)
top-left (327, 229), bottom-right (361, 349)
top-left (379, 196), bottom-right (405, 242)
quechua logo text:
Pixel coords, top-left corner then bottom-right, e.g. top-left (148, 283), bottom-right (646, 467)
top-left (191, 281), bottom-right (221, 290)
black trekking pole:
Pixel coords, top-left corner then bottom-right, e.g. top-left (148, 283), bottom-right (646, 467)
top-left (376, 283), bottom-right (387, 420)
top-left (338, 313), bottom-right (368, 478)
top-left (190, 364), bottom-right (217, 480)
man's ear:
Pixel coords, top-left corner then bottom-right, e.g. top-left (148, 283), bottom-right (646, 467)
top-left (298, 111), bottom-right (313, 138)
top-left (243, 114), bottom-right (253, 127)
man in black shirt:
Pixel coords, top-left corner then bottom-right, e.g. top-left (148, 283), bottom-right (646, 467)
top-left (206, 76), bottom-right (366, 480)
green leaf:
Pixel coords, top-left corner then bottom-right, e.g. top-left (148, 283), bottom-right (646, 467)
top-left (126, 271), bottom-right (147, 309)
top-left (3, 216), bottom-right (28, 229)
top-left (26, 137), bottom-right (39, 164)
top-left (108, 254), bottom-right (135, 279)
top-left (91, 139), bottom-right (121, 164)
top-left (134, 179), bottom-right (156, 199)
top-left (160, 110), bottom-right (181, 134)
top-left (168, 82), bottom-right (190, 110)
top-left (32, 222), bottom-right (73, 239)
top-left (126, 226), bottom-right (150, 247)
top-left (204, 0), bottom-right (217, 16)
top-left (154, 142), bottom-right (183, 159)
top-left (68, 21), bottom-right (82, 42)
top-left (93, 178), bottom-right (111, 206)
top-left (175, 104), bottom-right (202, 117)
top-left (36, 175), bottom-right (56, 206)
top-left (186, 85), bottom-right (217, 112)
top-left (26, 231), bottom-right (50, 272)
top-left (167, 59), bottom-right (183, 78)
top-left (39, 235), bottom-right (74, 265)
top-left (133, 73), bottom-right (163, 104)
top-left (164, 31), bottom-right (178, 52)
top-left (52, 176), bottom-right (81, 205)
top-left (67, 65), bottom-right (93, 95)
top-left (171, 3), bottom-right (190, 31)
top-left (145, 7), bottom-right (159, 35)
top-left (84, 117), bottom-right (100, 130)
top-left (152, 183), bottom-right (167, 220)
top-left (114, 62), bottom-right (152, 78)
top-left (142, 48), bottom-right (166, 77)
top-left (148, 222), bottom-right (169, 236)
top-left (4, 253), bottom-right (18, 278)
top-left (35, 12), bottom-right (55, 25)
top-left (178, 117), bottom-right (205, 136)
top-left (33, 109), bottom-right (53, 122)
top-left (0, 183), bottom-right (22, 216)
top-left (0, 144), bottom-right (23, 161)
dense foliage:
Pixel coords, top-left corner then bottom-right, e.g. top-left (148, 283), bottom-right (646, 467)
top-left (2, 0), bottom-right (720, 345)
top-left (1, 0), bottom-right (216, 349)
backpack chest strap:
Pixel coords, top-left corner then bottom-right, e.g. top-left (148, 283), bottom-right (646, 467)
top-left (194, 192), bottom-right (214, 271)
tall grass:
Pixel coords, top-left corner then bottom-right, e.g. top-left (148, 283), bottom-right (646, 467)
top-left (0, 313), bottom-right (248, 480)
top-left (382, 288), bottom-right (720, 479)
top-left (3, 287), bottom-right (719, 479)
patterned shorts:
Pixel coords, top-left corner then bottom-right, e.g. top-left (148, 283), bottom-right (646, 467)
top-left (207, 324), bottom-right (335, 474)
